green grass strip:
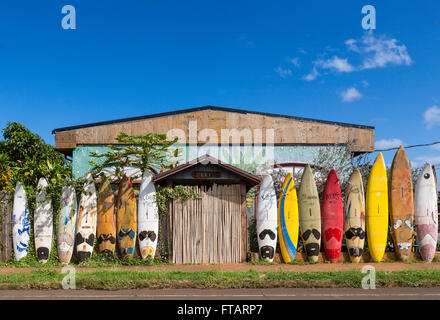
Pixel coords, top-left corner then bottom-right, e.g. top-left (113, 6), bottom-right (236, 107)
top-left (0, 269), bottom-right (440, 290)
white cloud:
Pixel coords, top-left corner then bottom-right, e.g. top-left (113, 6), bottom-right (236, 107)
top-left (411, 156), bottom-right (440, 168)
top-left (423, 105), bottom-right (440, 129)
top-left (290, 57), bottom-right (300, 67)
top-left (362, 80), bottom-right (369, 87)
top-left (341, 87), bottom-right (362, 102)
top-left (345, 39), bottom-right (359, 52)
top-left (375, 138), bottom-right (403, 150)
top-left (347, 33), bottom-right (413, 70)
top-left (274, 67), bottom-right (292, 78)
top-left (431, 144), bottom-right (440, 151)
top-left (302, 66), bottom-right (319, 81)
top-left (315, 56), bottom-right (355, 73)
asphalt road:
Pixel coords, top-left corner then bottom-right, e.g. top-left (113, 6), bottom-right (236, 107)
top-left (0, 287), bottom-right (440, 300)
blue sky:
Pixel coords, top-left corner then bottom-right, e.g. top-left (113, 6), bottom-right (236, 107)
top-left (0, 1), bottom-right (439, 171)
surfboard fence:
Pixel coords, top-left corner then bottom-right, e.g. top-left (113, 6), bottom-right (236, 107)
top-left (171, 184), bottom-right (242, 264)
top-left (0, 192), bottom-right (12, 262)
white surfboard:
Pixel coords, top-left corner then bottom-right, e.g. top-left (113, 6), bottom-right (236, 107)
top-left (138, 170), bottom-right (159, 260)
top-left (415, 163), bottom-right (438, 262)
top-left (58, 185), bottom-right (78, 264)
top-left (34, 178), bottom-right (53, 263)
top-left (12, 182), bottom-right (30, 261)
top-left (75, 174), bottom-right (97, 263)
top-left (257, 174), bottom-right (278, 262)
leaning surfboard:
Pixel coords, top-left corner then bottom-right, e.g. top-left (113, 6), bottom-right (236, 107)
top-left (75, 173), bottom-right (97, 263)
top-left (277, 172), bottom-right (299, 263)
top-left (117, 174), bottom-right (137, 260)
top-left (298, 165), bottom-right (321, 262)
top-left (138, 170), bottom-right (159, 260)
top-left (366, 153), bottom-right (389, 262)
top-left (12, 182), bottom-right (30, 261)
top-left (34, 178), bottom-right (53, 263)
top-left (97, 175), bottom-right (116, 258)
top-left (257, 174), bottom-right (277, 262)
top-left (415, 163), bottom-right (438, 262)
top-left (321, 169), bottom-right (343, 263)
top-left (58, 185), bottom-right (78, 264)
top-left (389, 146), bottom-right (414, 261)
top-left (344, 169), bottom-right (366, 263)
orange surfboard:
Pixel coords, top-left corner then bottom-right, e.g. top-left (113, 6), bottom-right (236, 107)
top-left (389, 146), bottom-right (414, 261)
top-left (97, 176), bottom-right (116, 258)
top-left (116, 175), bottom-right (137, 260)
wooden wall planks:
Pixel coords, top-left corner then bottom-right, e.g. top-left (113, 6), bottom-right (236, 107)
top-left (54, 110), bottom-right (374, 152)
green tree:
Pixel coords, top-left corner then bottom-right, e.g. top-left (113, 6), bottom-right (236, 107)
top-left (0, 121), bottom-right (78, 264)
top-left (89, 132), bottom-right (180, 181)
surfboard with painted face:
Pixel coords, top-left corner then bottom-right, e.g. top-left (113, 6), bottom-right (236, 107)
top-left (58, 185), bottom-right (77, 264)
top-left (34, 177), bottom-right (53, 263)
top-left (298, 165), bottom-right (321, 262)
top-left (75, 174), bottom-right (97, 263)
top-left (97, 175), bottom-right (116, 258)
top-left (138, 170), bottom-right (159, 260)
top-left (117, 174), bottom-right (137, 260)
top-left (415, 163), bottom-right (438, 262)
top-left (321, 169), bottom-right (343, 263)
top-left (389, 146), bottom-right (414, 261)
top-left (344, 169), bottom-right (366, 263)
top-left (257, 174), bottom-right (278, 262)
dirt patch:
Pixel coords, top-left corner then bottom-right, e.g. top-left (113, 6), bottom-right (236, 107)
top-left (0, 261), bottom-right (440, 274)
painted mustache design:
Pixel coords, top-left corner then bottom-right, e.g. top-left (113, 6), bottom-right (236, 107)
top-left (302, 229), bottom-right (321, 241)
top-left (98, 233), bottom-right (116, 244)
top-left (118, 228), bottom-right (135, 240)
top-left (75, 233), bottom-right (95, 247)
top-left (305, 243), bottom-right (320, 256)
top-left (393, 219), bottom-right (413, 230)
top-left (259, 229), bottom-right (276, 241)
top-left (397, 242), bottom-right (412, 250)
top-left (139, 230), bottom-right (157, 242)
top-left (345, 227), bottom-right (365, 240)
top-left (260, 246), bottom-right (275, 259)
top-left (348, 247), bottom-right (363, 257)
top-left (120, 247), bottom-right (134, 255)
top-left (324, 228), bottom-right (342, 242)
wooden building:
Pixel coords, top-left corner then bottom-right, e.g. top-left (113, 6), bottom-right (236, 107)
top-left (153, 155), bottom-right (260, 264)
top-left (51, 106), bottom-right (375, 178)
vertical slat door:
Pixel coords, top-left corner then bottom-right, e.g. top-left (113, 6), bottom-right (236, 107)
top-left (172, 184), bottom-right (242, 264)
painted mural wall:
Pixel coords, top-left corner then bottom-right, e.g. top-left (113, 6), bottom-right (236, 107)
top-left (72, 144), bottom-right (348, 178)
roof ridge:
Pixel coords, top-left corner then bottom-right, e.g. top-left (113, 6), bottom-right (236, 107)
top-left (52, 105), bottom-right (374, 134)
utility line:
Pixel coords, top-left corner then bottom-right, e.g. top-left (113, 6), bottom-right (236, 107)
top-left (372, 141), bottom-right (440, 152)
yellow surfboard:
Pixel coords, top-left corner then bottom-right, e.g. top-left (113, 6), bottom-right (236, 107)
top-left (277, 173), bottom-right (299, 263)
top-left (366, 153), bottom-right (389, 262)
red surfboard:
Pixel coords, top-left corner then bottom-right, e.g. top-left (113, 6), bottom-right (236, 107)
top-left (321, 169), bottom-right (343, 263)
